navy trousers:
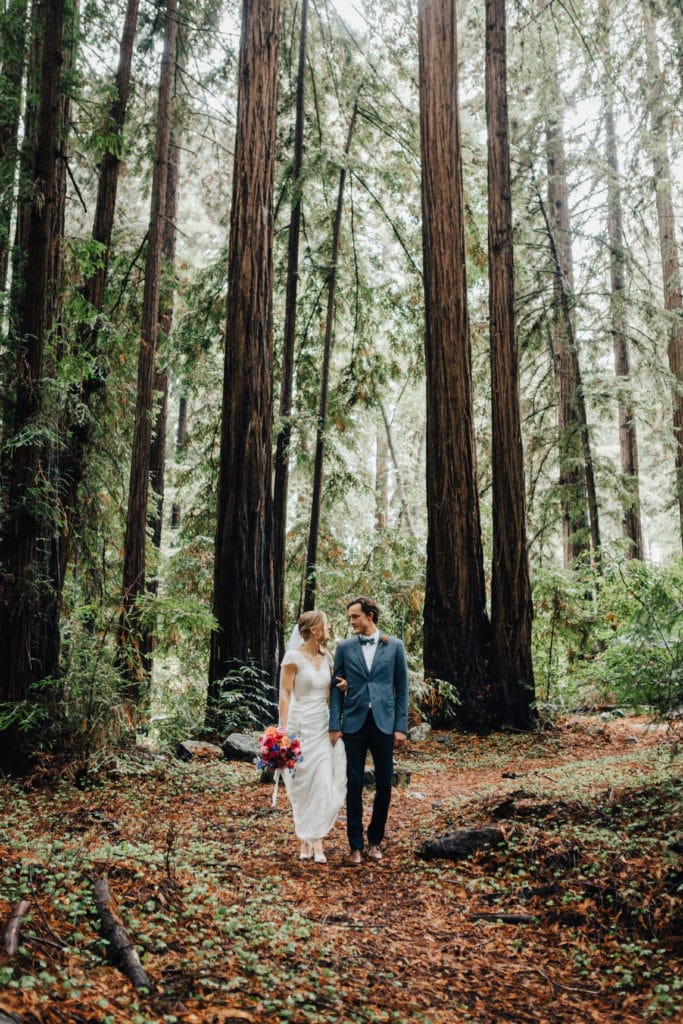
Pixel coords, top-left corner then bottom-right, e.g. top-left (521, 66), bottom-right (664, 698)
top-left (343, 708), bottom-right (394, 851)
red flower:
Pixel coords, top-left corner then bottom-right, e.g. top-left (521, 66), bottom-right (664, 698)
top-left (256, 727), bottom-right (304, 774)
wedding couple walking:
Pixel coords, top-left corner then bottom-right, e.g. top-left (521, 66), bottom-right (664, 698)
top-left (278, 596), bottom-right (409, 866)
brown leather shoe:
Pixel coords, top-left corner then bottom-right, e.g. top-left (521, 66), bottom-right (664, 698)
top-left (347, 849), bottom-right (362, 865)
top-left (367, 844), bottom-right (383, 860)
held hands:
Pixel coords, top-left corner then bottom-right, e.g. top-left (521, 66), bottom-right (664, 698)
top-left (329, 730), bottom-right (342, 746)
top-left (335, 676), bottom-right (348, 693)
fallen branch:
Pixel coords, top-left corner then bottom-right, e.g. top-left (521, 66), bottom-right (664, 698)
top-left (4, 900), bottom-right (30, 955)
top-left (93, 877), bottom-right (151, 990)
top-left (23, 933), bottom-right (67, 952)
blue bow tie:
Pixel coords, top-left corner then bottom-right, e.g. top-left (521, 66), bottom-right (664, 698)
top-left (359, 635), bottom-right (376, 646)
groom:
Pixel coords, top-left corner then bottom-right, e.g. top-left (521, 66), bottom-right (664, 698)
top-left (329, 596), bottom-right (409, 864)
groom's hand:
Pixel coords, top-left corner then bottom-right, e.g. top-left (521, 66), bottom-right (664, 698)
top-left (329, 730), bottom-right (342, 746)
top-left (393, 731), bottom-right (407, 749)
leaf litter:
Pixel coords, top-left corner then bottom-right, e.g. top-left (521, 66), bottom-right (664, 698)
top-left (0, 714), bottom-right (680, 1024)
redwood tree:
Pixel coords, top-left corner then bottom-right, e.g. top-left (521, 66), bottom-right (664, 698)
top-left (642, 3), bottom-right (683, 548)
top-left (605, 84), bottom-right (644, 559)
top-left (118, 0), bottom-right (178, 690)
top-left (537, 0), bottom-right (600, 568)
top-left (208, 0), bottom-right (281, 713)
top-left (0, 0), bottom-right (67, 725)
top-left (418, 0), bottom-right (498, 732)
top-left (273, 0), bottom-right (309, 650)
top-left (142, 127), bottom-right (181, 669)
top-left (303, 99), bottom-right (358, 612)
top-left (0, 0), bottom-right (28, 298)
top-left (57, 0), bottom-right (141, 587)
top-left (486, 0), bottom-right (535, 728)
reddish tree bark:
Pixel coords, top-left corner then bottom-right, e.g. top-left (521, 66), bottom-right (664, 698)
top-left (486, 0), bottom-right (535, 728)
top-left (57, 0), bottom-right (141, 587)
top-left (0, 0), bottom-right (67, 712)
top-left (303, 99), bottom-right (358, 612)
top-left (643, 7), bottom-right (683, 548)
top-left (0, 0), bottom-right (28, 296)
top-left (605, 94), bottom-right (644, 559)
top-left (208, 0), bottom-right (281, 713)
top-left (418, 0), bottom-right (498, 732)
top-left (141, 130), bottom-right (181, 667)
top-left (273, 0), bottom-right (309, 651)
top-left (538, 0), bottom-right (600, 568)
top-left (118, 0), bottom-right (178, 690)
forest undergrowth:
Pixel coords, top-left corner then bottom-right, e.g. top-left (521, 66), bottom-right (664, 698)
top-left (0, 716), bottom-right (681, 1024)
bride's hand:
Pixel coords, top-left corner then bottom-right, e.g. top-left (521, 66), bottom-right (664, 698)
top-left (335, 676), bottom-right (348, 693)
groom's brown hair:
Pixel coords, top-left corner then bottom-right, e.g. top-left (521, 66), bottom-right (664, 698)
top-left (347, 595), bottom-right (379, 623)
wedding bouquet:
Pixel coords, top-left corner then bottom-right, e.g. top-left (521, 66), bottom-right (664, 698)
top-left (256, 726), bottom-right (303, 775)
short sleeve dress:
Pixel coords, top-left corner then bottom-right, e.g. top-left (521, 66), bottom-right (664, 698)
top-left (280, 649), bottom-right (347, 842)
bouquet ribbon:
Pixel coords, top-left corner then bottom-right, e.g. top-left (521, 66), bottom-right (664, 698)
top-left (271, 768), bottom-right (281, 808)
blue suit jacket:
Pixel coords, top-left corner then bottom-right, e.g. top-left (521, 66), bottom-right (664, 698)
top-left (329, 634), bottom-right (409, 736)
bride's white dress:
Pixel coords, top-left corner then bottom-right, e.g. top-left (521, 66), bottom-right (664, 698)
top-left (281, 649), bottom-right (347, 841)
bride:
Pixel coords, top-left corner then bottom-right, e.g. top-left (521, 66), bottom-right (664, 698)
top-left (278, 610), bottom-right (347, 864)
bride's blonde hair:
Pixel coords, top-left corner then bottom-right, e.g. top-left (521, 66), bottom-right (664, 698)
top-left (297, 610), bottom-right (328, 653)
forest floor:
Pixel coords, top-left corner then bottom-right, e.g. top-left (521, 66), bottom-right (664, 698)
top-left (0, 714), bottom-right (681, 1024)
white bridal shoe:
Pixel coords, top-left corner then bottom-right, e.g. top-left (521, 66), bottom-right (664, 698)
top-left (313, 840), bottom-right (327, 864)
top-left (299, 841), bottom-right (313, 861)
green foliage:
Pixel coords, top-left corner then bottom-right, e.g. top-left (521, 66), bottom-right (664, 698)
top-left (205, 660), bottom-right (277, 740)
top-left (135, 589), bottom-right (216, 680)
top-left (0, 679), bottom-right (54, 736)
top-left (148, 675), bottom-right (207, 750)
top-left (288, 529), bottom-right (425, 653)
top-left (410, 676), bottom-right (460, 728)
top-left (533, 557), bottom-right (683, 719)
top-left (52, 605), bottom-right (134, 764)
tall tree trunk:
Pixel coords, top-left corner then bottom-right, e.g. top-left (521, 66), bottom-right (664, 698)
top-left (117, 0), bottom-right (178, 692)
top-left (303, 99), bottom-right (358, 612)
top-left (485, 0), bottom-right (535, 728)
top-left (379, 401), bottom-right (416, 539)
top-left (2, 2), bottom-right (42, 442)
top-left (149, 132), bottom-right (180, 556)
top-left (208, 0), bottom-right (280, 718)
top-left (170, 393), bottom-right (187, 530)
top-left (0, 0), bottom-right (66, 720)
top-left (418, 0), bottom-right (498, 733)
top-left (273, 0), bottom-right (308, 652)
top-left (643, 6), bottom-right (683, 548)
top-left (375, 416), bottom-right (389, 532)
top-left (605, 93), bottom-right (644, 559)
top-left (662, 0), bottom-right (683, 95)
top-left (30, 0), bottom-right (73, 688)
top-left (537, 0), bottom-right (600, 568)
top-left (142, 129), bottom-right (181, 668)
top-left (0, 0), bottom-right (28, 299)
top-left (57, 0), bottom-right (141, 588)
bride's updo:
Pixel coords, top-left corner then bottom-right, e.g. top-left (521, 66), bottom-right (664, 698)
top-left (298, 610), bottom-right (328, 653)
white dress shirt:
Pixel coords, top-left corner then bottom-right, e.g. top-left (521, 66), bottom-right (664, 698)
top-left (361, 629), bottom-right (380, 671)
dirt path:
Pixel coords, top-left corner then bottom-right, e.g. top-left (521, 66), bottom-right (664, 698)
top-left (0, 716), bottom-right (680, 1024)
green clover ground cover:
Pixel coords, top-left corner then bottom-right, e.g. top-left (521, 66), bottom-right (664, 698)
top-left (0, 724), bottom-right (681, 1024)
